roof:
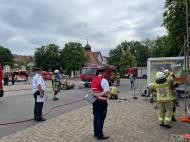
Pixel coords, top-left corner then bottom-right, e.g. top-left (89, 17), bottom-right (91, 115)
top-left (84, 50), bottom-right (102, 65)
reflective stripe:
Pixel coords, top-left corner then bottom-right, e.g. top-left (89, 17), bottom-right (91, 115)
top-left (165, 117), bottom-right (171, 121)
top-left (158, 117), bottom-right (164, 121)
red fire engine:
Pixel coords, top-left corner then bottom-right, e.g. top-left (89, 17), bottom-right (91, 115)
top-left (123, 67), bottom-right (147, 78)
top-left (80, 64), bottom-right (116, 87)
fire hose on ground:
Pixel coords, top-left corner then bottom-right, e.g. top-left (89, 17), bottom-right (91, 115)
top-left (0, 88), bottom-right (84, 126)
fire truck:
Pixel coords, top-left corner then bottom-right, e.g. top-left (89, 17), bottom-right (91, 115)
top-left (42, 71), bottom-right (53, 80)
top-left (124, 67), bottom-right (147, 78)
top-left (80, 64), bottom-right (116, 87)
top-left (11, 70), bottom-right (28, 82)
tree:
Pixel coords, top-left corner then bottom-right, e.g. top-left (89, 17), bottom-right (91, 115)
top-left (150, 36), bottom-right (172, 57)
top-left (120, 49), bottom-right (137, 69)
top-left (163, 0), bottom-right (188, 56)
top-left (34, 44), bottom-right (61, 71)
top-left (60, 42), bottom-right (86, 75)
top-left (0, 46), bottom-right (13, 66)
top-left (108, 45), bottom-right (123, 70)
top-left (119, 41), bottom-right (149, 67)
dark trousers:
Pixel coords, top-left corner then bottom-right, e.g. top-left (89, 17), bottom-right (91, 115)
top-left (33, 91), bottom-right (44, 120)
top-left (93, 100), bottom-right (108, 138)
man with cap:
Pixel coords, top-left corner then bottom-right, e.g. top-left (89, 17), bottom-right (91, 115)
top-left (32, 68), bottom-right (46, 122)
top-left (91, 67), bottom-right (110, 140)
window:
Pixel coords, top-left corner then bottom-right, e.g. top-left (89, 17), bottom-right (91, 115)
top-left (81, 68), bottom-right (96, 75)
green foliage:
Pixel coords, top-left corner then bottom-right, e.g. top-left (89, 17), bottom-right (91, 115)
top-left (108, 41), bottom-right (148, 71)
top-left (34, 44), bottom-right (61, 71)
top-left (163, 0), bottom-right (187, 56)
top-left (150, 36), bottom-right (171, 57)
top-left (120, 49), bottom-right (137, 68)
top-left (60, 42), bottom-right (86, 75)
top-left (0, 46), bottom-right (13, 66)
top-left (108, 45), bottom-right (122, 70)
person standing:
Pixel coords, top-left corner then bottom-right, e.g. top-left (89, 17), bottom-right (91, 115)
top-left (148, 71), bottom-right (174, 128)
top-left (0, 63), bottom-right (3, 97)
top-left (32, 68), bottom-right (46, 122)
top-left (129, 74), bottom-right (135, 89)
top-left (25, 72), bottom-right (29, 84)
top-left (52, 69), bottom-right (62, 101)
top-left (11, 73), bottom-right (15, 85)
top-left (91, 69), bottom-right (110, 140)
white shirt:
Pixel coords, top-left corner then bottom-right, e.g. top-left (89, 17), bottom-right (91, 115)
top-left (101, 78), bottom-right (110, 92)
top-left (32, 73), bottom-right (46, 94)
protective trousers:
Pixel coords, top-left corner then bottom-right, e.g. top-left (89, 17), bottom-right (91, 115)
top-left (157, 102), bottom-right (173, 125)
top-left (93, 100), bottom-right (107, 138)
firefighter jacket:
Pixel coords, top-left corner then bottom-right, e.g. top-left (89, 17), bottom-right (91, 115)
top-left (148, 78), bottom-right (174, 102)
top-left (166, 72), bottom-right (177, 100)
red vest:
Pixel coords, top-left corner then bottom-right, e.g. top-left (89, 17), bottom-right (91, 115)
top-left (91, 76), bottom-right (108, 101)
top-left (91, 76), bottom-right (103, 93)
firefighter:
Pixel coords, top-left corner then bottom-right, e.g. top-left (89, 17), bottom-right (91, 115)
top-left (52, 69), bottom-right (62, 101)
top-left (164, 69), bottom-right (178, 121)
top-left (116, 73), bottom-right (120, 86)
top-left (129, 74), bottom-right (135, 89)
top-left (111, 72), bottom-right (117, 85)
top-left (148, 71), bottom-right (174, 128)
top-left (109, 84), bottom-right (119, 100)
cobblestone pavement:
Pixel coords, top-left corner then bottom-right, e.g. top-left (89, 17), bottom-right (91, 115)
top-left (0, 89), bottom-right (189, 142)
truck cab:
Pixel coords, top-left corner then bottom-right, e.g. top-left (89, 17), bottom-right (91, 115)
top-left (80, 64), bottom-right (116, 87)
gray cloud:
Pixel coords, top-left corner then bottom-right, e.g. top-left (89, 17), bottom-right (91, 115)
top-left (0, 0), bottom-right (166, 56)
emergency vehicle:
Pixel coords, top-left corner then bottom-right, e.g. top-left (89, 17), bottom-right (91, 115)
top-left (124, 67), bottom-right (147, 78)
top-left (80, 64), bottom-right (116, 87)
top-left (42, 71), bottom-right (53, 80)
top-left (12, 70), bottom-right (27, 82)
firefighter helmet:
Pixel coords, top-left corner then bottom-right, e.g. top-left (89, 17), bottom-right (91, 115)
top-left (163, 69), bottom-right (169, 75)
top-left (54, 69), bottom-right (59, 73)
top-left (156, 71), bottom-right (165, 80)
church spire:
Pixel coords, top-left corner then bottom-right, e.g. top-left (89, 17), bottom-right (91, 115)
top-left (85, 38), bottom-right (91, 51)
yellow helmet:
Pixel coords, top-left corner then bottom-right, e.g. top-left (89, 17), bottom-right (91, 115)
top-left (156, 71), bottom-right (165, 80)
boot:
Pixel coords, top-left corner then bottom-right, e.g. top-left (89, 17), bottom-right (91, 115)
top-left (172, 116), bottom-right (176, 121)
top-left (150, 98), bottom-right (154, 103)
top-left (164, 124), bottom-right (172, 129)
top-left (159, 123), bottom-right (164, 127)
top-left (53, 97), bottom-right (59, 101)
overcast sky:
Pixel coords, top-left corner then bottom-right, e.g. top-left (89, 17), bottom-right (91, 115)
top-left (0, 0), bottom-right (166, 56)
